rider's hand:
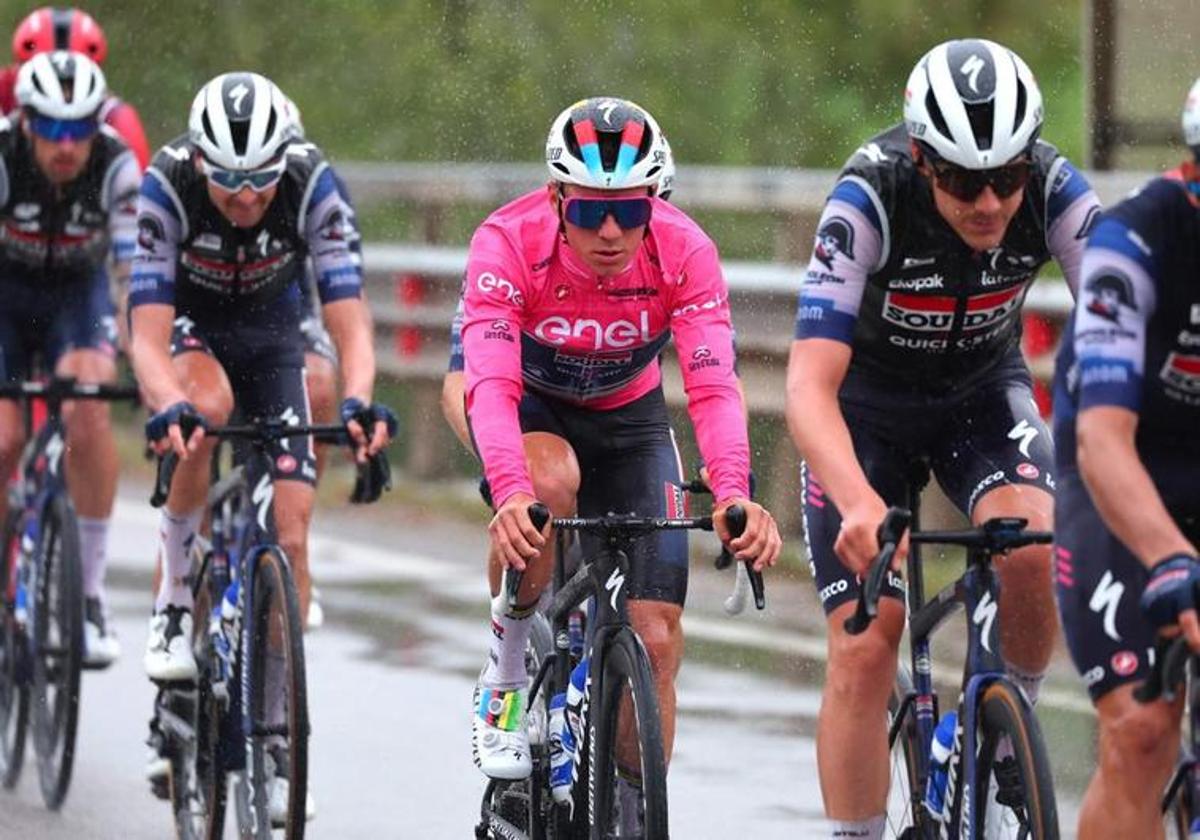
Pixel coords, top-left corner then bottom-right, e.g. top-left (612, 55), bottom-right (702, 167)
top-left (1140, 554), bottom-right (1200, 653)
top-left (340, 397), bottom-right (398, 463)
top-left (145, 401), bottom-right (207, 459)
top-left (715, 498), bottom-right (781, 572)
top-left (489, 492), bottom-right (548, 572)
top-left (834, 493), bottom-right (906, 578)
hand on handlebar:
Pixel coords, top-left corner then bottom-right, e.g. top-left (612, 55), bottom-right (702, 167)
top-left (1140, 553), bottom-right (1200, 654)
top-left (715, 498), bottom-right (781, 572)
top-left (488, 492), bottom-right (549, 572)
top-left (340, 398), bottom-right (398, 463)
top-left (145, 401), bottom-right (207, 459)
top-left (835, 494), bottom-right (908, 578)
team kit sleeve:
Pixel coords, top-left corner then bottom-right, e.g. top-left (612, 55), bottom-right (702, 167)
top-left (128, 166), bottom-right (184, 309)
top-left (792, 176), bottom-right (886, 344)
top-left (668, 238), bottom-right (750, 502)
top-left (103, 149), bottom-right (141, 266)
top-left (462, 226), bottom-right (533, 508)
top-left (448, 290), bottom-right (466, 373)
top-left (1043, 156), bottom-right (1103, 294)
top-left (302, 164), bottom-right (363, 304)
top-left (1072, 214), bottom-right (1158, 413)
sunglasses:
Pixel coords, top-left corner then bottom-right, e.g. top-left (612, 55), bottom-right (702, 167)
top-left (928, 157), bottom-right (1031, 202)
top-left (29, 114), bottom-right (98, 142)
top-left (562, 196), bottom-right (653, 230)
top-left (199, 156), bottom-right (287, 193)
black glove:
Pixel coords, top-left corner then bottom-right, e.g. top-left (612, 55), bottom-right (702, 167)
top-left (1140, 554), bottom-right (1200, 629)
top-left (145, 401), bottom-right (205, 445)
top-left (339, 397), bottom-right (399, 439)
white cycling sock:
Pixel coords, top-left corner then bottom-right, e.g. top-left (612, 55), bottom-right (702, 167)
top-left (77, 516), bottom-right (109, 600)
top-left (1006, 664), bottom-right (1045, 706)
top-left (154, 508), bottom-right (202, 612)
top-left (481, 593), bottom-right (537, 690)
top-left (830, 815), bottom-right (885, 839)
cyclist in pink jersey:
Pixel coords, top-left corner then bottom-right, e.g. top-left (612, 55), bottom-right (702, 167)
top-left (464, 97), bottom-right (781, 790)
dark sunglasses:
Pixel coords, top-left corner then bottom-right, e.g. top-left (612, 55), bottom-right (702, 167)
top-left (29, 114), bottom-right (98, 142)
top-left (928, 157), bottom-right (1031, 202)
top-left (562, 196), bottom-right (653, 230)
top-left (199, 156), bottom-right (287, 193)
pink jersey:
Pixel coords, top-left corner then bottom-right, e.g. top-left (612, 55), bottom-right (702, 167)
top-left (463, 189), bottom-right (749, 509)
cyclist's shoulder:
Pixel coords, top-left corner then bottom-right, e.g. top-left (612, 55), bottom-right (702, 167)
top-left (147, 134), bottom-right (199, 184)
top-left (1092, 177), bottom-right (1194, 261)
top-left (280, 139), bottom-right (330, 188)
top-left (470, 189), bottom-right (553, 266)
top-left (832, 123), bottom-right (914, 225)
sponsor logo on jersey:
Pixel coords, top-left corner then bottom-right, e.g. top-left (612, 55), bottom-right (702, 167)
top-left (554, 284), bottom-right (570, 301)
top-left (534, 311), bottom-right (652, 350)
top-left (483, 320), bottom-right (515, 342)
top-left (1084, 271), bottom-right (1136, 323)
top-left (606, 286), bottom-right (658, 299)
top-left (275, 454), bottom-right (298, 474)
top-left (137, 214), bottom-right (164, 254)
top-left (817, 578), bottom-right (849, 603)
top-left (814, 216), bottom-right (855, 270)
top-left (1015, 462), bottom-right (1039, 480)
top-left (1191, 304), bottom-right (1200, 325)
top-left (968, 469), bottom-right (1006, 511)
top-left (687, 345), bottom-right (721, 372)
top-left (13, 203), bottom-right (39, 221)
top-left (194, 233), bottom-right (222, 251)
top-left (476, 271), bottom-right (524, 305)
top-left (1110, 650), bottom-right (1139, 677)
top-left (887, 274), bottom-right (944, 291)
top-left (901, 255), bottom-right (937, 269)
top-left (1161, 351), bottom-right (1200, 394)
top-left (1082, 665), bottom-right (1105, 687)
top-left (882, 285), bottom-right (1021, 333)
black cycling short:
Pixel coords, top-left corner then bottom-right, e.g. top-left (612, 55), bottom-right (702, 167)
top-left (474, 386), bottom-right (689, 606)
top-left (804, 357), bottom-right (1056, 615)
top-left (1056, 453), bottom-right (1200, 701)
top-left (0, 275), bottom-right (116, 381)
top-left (170, 314), bottom-right (316, 486)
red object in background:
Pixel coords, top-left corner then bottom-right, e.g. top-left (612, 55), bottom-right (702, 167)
top-left (393, 273), bottom-right (425, 358)
top-left (1022, 313), bottom-right (1060, 417)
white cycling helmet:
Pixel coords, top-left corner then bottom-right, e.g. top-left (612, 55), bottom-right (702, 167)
top-left (657, 134), bottom-right (676, 201)
top-left (16, 49), bottom-right (105, 120)
top-left (545, 97), bottom-right (670, 191)
top-left (188, 72), bottom-right (296, 169)
top-left (1182, 77), bottom-right (1200, 156)
top-left (904, 38), bottom-right (1043, 169)
top-left (282, 94), bottom-right (306, 139)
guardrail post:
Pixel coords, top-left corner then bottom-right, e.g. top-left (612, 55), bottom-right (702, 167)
top-left (393, 273), bottom-right (425, 358)
top-left (1021, 312), bottom-right (1061, 417)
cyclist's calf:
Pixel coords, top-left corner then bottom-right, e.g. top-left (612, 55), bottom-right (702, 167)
top-left (628, 600), bottom-right (685, 762)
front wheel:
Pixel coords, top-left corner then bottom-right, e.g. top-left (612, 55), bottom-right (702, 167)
top-left (971, 679), bottom-right (1059, 839)
top-left (885, 664), bottom-right (931, 838)
top-left (234, 548), bottom-right (309, 840)
top-left (0, 507), bottom-right (29, 789)
top-left (31, 493), bottom-right (83, 810)
top-left (589, 628), bottom-right (668, 840)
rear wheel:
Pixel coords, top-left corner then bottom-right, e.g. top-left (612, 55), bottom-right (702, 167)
top-left (31, 493), bottom-right (82, 810)
top-left (0, 508), bottom-right (29, 789)
top-left (589, 628), bottom-right (668, 840)
top-left (234, 548), bottom-right (308, 839)
top-left (971, 680), bottom-right (1059, 839)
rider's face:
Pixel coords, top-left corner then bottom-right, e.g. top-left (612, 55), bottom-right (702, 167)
top-left (551, 184), bottom-right (650, 277)
top-left (205, 180), bottom-right (278, 228)
top-left (918, 149), bottom-right (1025, 253)
top-left (29, 131), bottom-right (94, 185)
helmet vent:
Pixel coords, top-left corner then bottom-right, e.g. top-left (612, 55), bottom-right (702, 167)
top-left (264, 108), bottom-right (277, 144)
top-left (965, 101), bottom-right (995, 151)
top-left (229, 120), bottom-right (250, 157)
top-left (201, 110), bottom-right (218, 148)
top-left (924, 88), bottom-right (950, 140)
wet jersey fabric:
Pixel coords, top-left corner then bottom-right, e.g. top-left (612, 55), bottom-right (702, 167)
top-left (129, 134), bottom-right (362, 342)
top-left (0, 117), bottom-right (138, 283)
top-left (462, 189), bottom-right (748, 509)
top-left (793, 123), bottom-right (1098, 397)
top-left (1052, 176), bottom-right (1200, 468)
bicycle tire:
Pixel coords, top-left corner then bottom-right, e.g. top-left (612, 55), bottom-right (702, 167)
top-left (0, 507), bottom-right (28, 789)
top-left (235, 548), bottom-right (309, 840)
top-left (885, 664), bottom-right (930, 839)
top-left (169, 561), bottom-right (228, 840)
top-left (971, 679), bottom-right (1059, 839)
top-left (31, 492), bottom-right (82, 810)
top-left (589, 627), bottom-right (668, 840)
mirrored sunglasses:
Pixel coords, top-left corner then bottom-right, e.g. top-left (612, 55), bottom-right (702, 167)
top-left (562, 196), bottom-right (653, 230)
top-left (29, 114), bottom-right (98, 142)
top-left (199, 157), bottom-right (286, 193)
top-left (930, 157), bottom-right (1031, 202)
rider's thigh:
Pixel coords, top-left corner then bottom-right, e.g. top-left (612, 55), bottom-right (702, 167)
top-left (971, 481), bottom-right (1054, 529)
top-left (272, 479), bottom-right (315, 563)
top-left (173, 351), bottom-right (234, 424)
top-left (55, 347), bottom-right (118, 383)
top-left (304, 351), bottom-right (337, 425)
top-left (0, 399), bottom-right (24, 467)
top-left (1093, 682), bottom-right (1182, 778)
top-left (524, 431), bottom-right (580, 513)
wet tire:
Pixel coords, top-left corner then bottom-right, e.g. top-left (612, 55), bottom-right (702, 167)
top-left (885, 664), bottom-right (930, 839)
top-left (31, 493), bottom-right (82, 811)
top-left (0, 508), bottom-right (28, 789)
top-left (589, 628), bottom-right (667, 840)
top-left (971, 680), bottom-right (1059, 839)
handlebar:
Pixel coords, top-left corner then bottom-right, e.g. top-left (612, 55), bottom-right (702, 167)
top-left (150, 421), bottom-right (390, 508)
top-left (0, 378), bottom-right (141, 403)
top-left (844, 507), bottom-right (912, 635)
top-left (1134, 635), bottom-right (1191, 704)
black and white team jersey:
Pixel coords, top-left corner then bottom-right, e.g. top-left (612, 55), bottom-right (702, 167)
top-left (1053, 176), bottom-right (1200, 468)
top-left (0, 117), bottom-right (138, 283)
top-left (793, 123), bottom-right (1100, 394)
top-left (129, 134), bottom-right (361, 327)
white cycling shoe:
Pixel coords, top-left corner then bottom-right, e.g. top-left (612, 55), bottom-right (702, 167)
top-left (266, 747), bottom-right (316, 826)
top-left (143, 606), bottom-right (197, 682)
top-left (472, 678), bottom-right (532, 780)
top-left (84, 597), bottom-right (120, 668)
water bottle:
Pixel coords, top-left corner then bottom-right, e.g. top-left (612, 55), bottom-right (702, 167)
top-left (564, 657), bottom-right (589, 756)
top-left (924, 710), bottom-right (958, 821)
top-left (567, 609), bottom-right (585, 659)
top-left (547, 691), bottom-right (573, 803)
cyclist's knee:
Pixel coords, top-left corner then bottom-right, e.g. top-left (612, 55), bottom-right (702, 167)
top-left (630, 601), bottom-right (684, 674)
top-left (525, 433), bottom-right (579, 513)
top-left (0, 409), bottom-right (25, 466)
top-left (825, 603), bottom-right (904, 699)
top-left (64, 397), bottom-right (112, 433)
top-left (304, 356), bottom-right (336, 424)
top-left (190, 391), bottom-right (233, 427)
top-left (1096, 692), bottom-right (1179, 777)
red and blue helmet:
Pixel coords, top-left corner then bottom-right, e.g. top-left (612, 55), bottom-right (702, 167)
top-left (545, 97), bottom-right (670, 193)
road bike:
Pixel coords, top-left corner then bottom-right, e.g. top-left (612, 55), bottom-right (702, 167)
top-left (0, 377), bottom-right (138, 810)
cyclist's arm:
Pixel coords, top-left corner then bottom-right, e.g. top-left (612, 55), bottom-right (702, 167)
top-left (1043, 157), bottom-right (1102, 296)
top-left (1077, 407), bottom-right (1193, 567)
top-left (441, 292), bottom-right (473, 450)
top-left (322, 297), bottom-right (375, 403)
top-left (1072, 215), bottom-right (1191, 566)
top-left (128, 167), bottom-right (187, 411)
top-left (104, 148), bottom-right (140, 346)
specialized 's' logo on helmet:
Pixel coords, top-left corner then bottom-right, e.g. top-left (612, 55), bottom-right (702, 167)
top-left (814, 216), bottom-right (855, 270)
top-left (949, 43), bottom-right (996, 103)
top-left (1084, 272), bottom-right (1137, 323)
